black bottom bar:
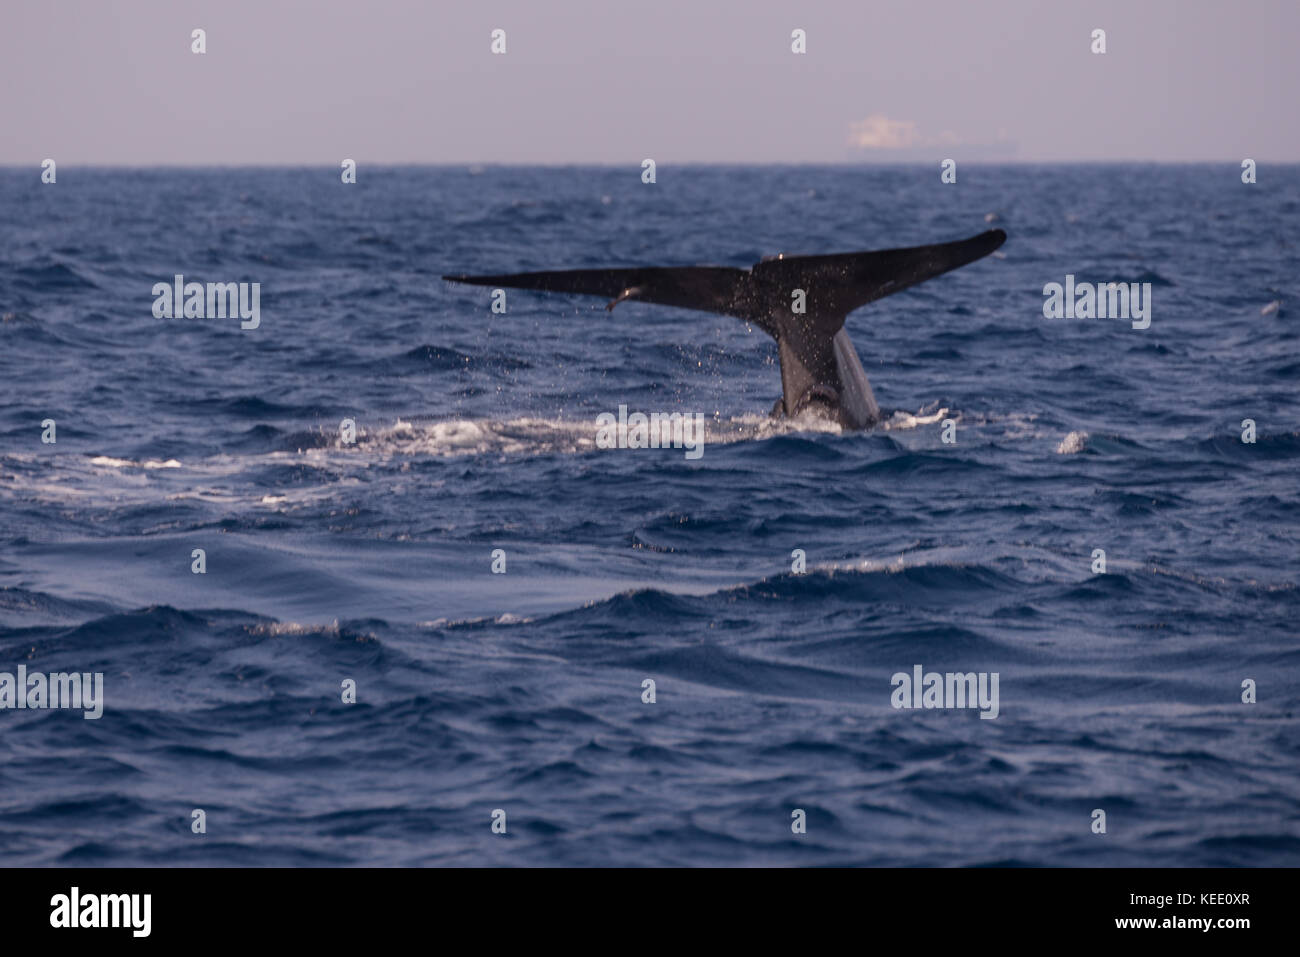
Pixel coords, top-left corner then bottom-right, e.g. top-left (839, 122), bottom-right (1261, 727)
top-left (0, 866), bottom-right (1279, 943)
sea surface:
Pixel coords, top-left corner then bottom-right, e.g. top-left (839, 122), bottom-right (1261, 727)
top-left (0, 165), bottom-right (1297, 866)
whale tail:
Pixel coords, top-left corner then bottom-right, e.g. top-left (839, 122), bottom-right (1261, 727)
top-left (443, 229), bottom-right (1006, 428)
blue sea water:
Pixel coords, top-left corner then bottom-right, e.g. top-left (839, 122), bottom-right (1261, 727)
top-left (0, 165), bottom-right (1297, 866)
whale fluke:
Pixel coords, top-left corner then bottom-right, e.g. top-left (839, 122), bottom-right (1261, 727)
top-left (444, 228), bottom-right (1006, 429)
top-left (441, 265), bottom-right (755, 318)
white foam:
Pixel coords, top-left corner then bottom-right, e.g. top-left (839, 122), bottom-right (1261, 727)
top-left (1056, 430), bottom-right (1089, 454)
top-left (89, 456), bottom-right (182, 469)
top-left (417, 611), bottom-right (534, 628)
top-left (881, 406), bottom-right (949, 430)
top-left (245, 620), bottom-right (344, 637)
top-left (0, 405), bottom-right (968, 509)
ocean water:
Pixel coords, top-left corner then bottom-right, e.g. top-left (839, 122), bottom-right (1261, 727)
top-left (0, 165), bottom-right (1297, 867)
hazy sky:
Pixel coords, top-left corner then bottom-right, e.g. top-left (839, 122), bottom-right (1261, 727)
top-left (3, 0), bottom-right (1297, 164)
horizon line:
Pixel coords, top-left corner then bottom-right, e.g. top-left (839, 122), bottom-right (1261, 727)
top-left (3, 159), bottom-right (1295, 170)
